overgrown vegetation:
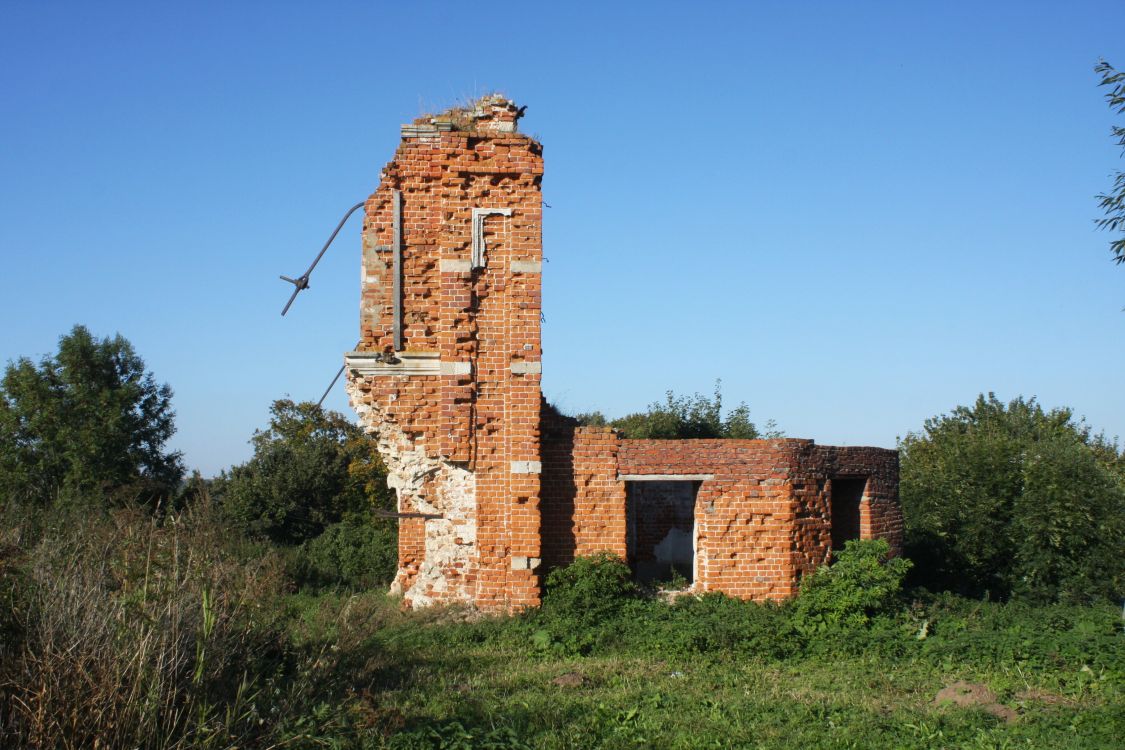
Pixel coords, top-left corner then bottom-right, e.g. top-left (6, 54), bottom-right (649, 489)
top-left (900, 393), bottom-right (1125, 603)
top-left (2, 329), bottom-right (1123, 747)
top-left (576, 381), bottom-right (780, 439)
top-left (212, 398), bottom-right (398, 590)
top-left (295, 550), bottom-right (1123, 748)
top-left (0, 499), bottom-right (287, 748)
top-left (790, 538), bottom-right (912, 632)
top-left (4, 517), bottom-right (1122, 748)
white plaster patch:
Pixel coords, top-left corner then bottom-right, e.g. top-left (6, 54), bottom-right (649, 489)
top-left (440, 259), bottom-right (472, 273)
top-left (439, 361), bottom-right (472, 376)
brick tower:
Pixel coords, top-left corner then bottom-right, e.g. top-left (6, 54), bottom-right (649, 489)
top-left (345, 96), bottom-right (544, 611)
top-left (347, 96), bottom-right (903, 612)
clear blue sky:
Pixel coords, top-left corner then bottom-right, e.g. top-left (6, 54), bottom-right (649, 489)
top-left (2, 1), bottom-right (1122, 477)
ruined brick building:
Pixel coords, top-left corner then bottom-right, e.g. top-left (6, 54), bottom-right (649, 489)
top-left (345, 96), bottom-right (903, 612)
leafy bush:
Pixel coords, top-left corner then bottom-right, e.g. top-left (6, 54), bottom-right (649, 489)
top-left (0, 325), bottom-right (184, 507)
top-left (291, 513), bottom-right (398, 591)
top-left (648, 592), bottom-right (799, 659)
top-left (542, 552), bottom-right (636, 620)
top-left (535, 553), bottom-right (637, 654)
top-left (214, 399), bottom-right (393, 546)
top-left (576, 381), bottom-right (780, 439)
top-left (900, 393), bottom-right (1125, 602)
top-left (790, 538), bottom-right (912, 632)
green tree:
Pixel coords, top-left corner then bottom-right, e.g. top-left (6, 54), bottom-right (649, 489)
top-left (900, 393), bottom-right (1124, 602)
top-left (215, 399), bottom-right (393, 546)
top-left (1096, 59), bottom-right (1125, 264)
top-left (0, 325), bottom-right (183, 505)
top-left (577, 381), bottom-right (780, 440)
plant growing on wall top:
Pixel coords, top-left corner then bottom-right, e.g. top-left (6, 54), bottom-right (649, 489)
top-left (575, 381), bottom-right (781, 440)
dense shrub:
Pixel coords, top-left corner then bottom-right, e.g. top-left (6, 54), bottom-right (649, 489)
top-left (214, 399), bottom-right (394, 546)
top-left (789, 538), bottom-right (912, 632)
top-left (900, 393), bottom-right (1125, 602)
top-left (291, 513), bottom-right (398, 590)
top-left (535, 553), bottom-right (637, 653)
top-left (542, 552), bottom-right (636, 620)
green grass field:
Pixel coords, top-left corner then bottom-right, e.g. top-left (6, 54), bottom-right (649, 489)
top-left (3, 508), bottom-right (1121, 749)
top-left (280, 591), bottom-right (1124, 749)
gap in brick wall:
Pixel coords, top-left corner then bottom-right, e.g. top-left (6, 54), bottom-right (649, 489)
top-left (625, 480), bottom-right (699, 586)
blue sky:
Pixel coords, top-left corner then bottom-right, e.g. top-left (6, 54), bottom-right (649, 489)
top-left (1, 1), bottom-right (1122, 476)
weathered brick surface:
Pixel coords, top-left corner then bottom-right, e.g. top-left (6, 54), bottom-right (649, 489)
top-left (619, 440), bottom-right (805, 599)
top-left (615, 440), bottom-right (900, 599)
top-left (347, 96), bottom-right (903, 610)
top-left (346, 96), bottom-right (543, 611)
top-left (540, 404), bottom-right (626, 569)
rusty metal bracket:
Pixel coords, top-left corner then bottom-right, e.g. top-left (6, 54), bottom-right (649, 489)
top-left (280, 200), bottom-right (366, 315)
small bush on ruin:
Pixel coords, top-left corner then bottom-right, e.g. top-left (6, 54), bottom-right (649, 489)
top-left (542, 552), bottom-right (637, 619)
top-left (576, 380), bottom-right (781, 440)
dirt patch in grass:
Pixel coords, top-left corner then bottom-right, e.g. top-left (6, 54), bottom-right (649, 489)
top-left (934, 680), bottom-right (1018, 723)
top-left (1016, 688), bottom-right (1072, 707)
top-left (551, 672), bottom-right (586, 688)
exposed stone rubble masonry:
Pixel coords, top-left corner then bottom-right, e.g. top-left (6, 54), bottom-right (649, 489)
top-left (346, 381), bottom-right (476, 606)
top-left (346, 95), bottom-right (903, 612)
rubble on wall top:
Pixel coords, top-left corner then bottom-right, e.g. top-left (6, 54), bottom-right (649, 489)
top-left (402, 94), bottom-right (525, 138)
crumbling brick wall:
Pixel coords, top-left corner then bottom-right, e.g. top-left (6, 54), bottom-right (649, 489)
top-left (788, 444), bottom-right (904, 582)
top-left (540, 403), bottom-right (626, 570)
top-left (346, 96), bottom-right (544, 611)
top-left (619, 440), bottom-right (806, 599)
top-left (611, 439), bottom-right (900, 599)
top-left (347, 96), bottom-right (903, 610)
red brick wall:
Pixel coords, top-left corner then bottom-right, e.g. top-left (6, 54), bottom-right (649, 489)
top-left (616, 439), bottom-right (899, 600)
top-left (620, 439), bottom-right (809, 599)
top-left (347, 97), bottom-right (544, 611)
top-left (347, 96), bottom-right (903, 611)
top-left (540, 403), bottom-right (626, 569)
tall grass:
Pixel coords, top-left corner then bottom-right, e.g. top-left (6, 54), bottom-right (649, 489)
top-left (0, 499), bottom-right (289, 749)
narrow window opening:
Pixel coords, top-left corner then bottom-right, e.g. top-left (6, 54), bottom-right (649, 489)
top-left (625, 480), bottom-right (698, 587)
top-left (830, 476), bottom-right (866, 551)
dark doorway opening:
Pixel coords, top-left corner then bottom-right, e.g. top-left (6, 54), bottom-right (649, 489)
top-left (830, 476), bottom-right (866, 551)
top-left (625, 481), bottom-right (698, 585)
